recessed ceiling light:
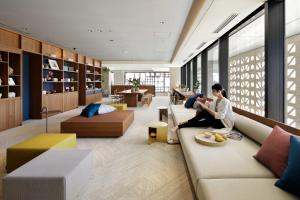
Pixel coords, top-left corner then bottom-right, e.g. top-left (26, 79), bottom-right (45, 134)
top-left (109, 39), bottom-right (114, 42)
top-left (88, 29), bottom-right (93, 32)
top-left (97, 29), bottom-right (103, 32)
top-left (160, 21), bottom-right (166, 25)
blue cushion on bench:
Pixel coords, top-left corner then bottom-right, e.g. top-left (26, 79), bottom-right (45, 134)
top-left (81, 103), bottom-right (101, 118)
top-left (275, 135), bottom-right (300, 197)
top-left (184, 94), bottom-right (203, 108)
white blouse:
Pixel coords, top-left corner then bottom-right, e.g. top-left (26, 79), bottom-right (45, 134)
top-left (210, 98), bottom-right (235, 130)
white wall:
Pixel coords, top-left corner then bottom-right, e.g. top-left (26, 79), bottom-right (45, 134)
top-left (113, 71), bottom-right (125, 84)
top-left (170, 67), bottom-right (181, 89)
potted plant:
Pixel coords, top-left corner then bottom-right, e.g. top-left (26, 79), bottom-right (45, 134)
top-left (128, 78), bottom-right (141, 92)
top-left (193, 80), bottom-right (201, 93)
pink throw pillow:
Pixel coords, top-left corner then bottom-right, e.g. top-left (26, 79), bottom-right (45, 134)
top-left (254, 125), bottom-right (291, 177)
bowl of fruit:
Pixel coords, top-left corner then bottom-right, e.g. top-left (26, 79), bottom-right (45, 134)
top-left (195, 131), bottom-right (227, 146)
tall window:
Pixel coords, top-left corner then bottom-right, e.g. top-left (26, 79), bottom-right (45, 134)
top-left (190, 61), bottom-right (193, 90)
top-left (285, 0), bottom-right (300, 128)
top-left (228, 12), bottom-right (265, 116)
top-left (197, 55), bottom-right (202, 92)
top-left (207, 43), bottom-right (219, 96)
top-left (124, 72), bottom-right (170, 93)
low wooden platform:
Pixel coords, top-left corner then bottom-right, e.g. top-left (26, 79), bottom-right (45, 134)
top-left (61, 110), bottom-right (134, 137)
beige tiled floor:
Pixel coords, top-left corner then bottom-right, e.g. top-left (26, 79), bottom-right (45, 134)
top-left (0, 96), bottom-right (194, 200)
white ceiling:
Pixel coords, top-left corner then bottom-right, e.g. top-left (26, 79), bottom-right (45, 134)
top-left (173, 0), bottom-right (265, 66)
top-left (0, 0), bottom-right (266, 69)
top-left (0, 0), bottom-right (193, 61)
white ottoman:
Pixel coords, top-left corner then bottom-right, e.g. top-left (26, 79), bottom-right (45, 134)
top-left (3, 149), bottom-right (93, 200)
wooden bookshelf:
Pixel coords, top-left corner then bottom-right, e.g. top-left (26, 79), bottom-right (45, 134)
top-left (0, 48), bottom-right (22, 131)
top-left (79, 58), bottom-right (102, 105)
top-left (0, 27), bottom-right (102, 124)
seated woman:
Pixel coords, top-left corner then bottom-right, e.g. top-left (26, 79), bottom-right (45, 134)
top-left (172, 83), bottom-right (234, 134)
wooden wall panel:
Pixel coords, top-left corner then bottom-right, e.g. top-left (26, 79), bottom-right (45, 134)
top-left (63, 92), bottom-right (78, 111)
top-left (0, 99), bottom-right (9, 131)
top-left (85, 56), bottom-right (93, 65)
top-left (21, 36), bottom-right (41, 54)
top-left (0, 28), bottom-right (20, 49)
top-left (42, 93), bottom-right (63, 113)
top-left (77, 54), bottom-right (84, 64)
top-left (42, 43), bottom-right (62, 59)
top-left (94, 60), bottom-right (100, 68)
top-left (63, 49), bottom-right (76, 61)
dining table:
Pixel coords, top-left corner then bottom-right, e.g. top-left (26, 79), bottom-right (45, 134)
top-left (117, 89), bottom-right (148, 107)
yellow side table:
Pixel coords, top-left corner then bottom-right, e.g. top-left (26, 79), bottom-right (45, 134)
top-left (147, 121), bottom-right (168, 144)
top-left (111, 103), bottom-right (127, 111)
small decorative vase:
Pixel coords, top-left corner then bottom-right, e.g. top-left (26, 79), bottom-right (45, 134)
top-left (131, 88), bottom-right (135, 92)
top-left (8, 66), bottom-right (14, 75)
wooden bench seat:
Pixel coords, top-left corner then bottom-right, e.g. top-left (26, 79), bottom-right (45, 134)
top-left (61, 110), bottom-right (134, 137)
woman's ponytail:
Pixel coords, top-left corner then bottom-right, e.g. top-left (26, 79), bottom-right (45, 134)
top-left (221, 89), bottom-right (227, 99)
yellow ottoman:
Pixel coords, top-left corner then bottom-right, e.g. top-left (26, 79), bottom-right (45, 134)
top-left (111, 103), bottom-right (127, 111)
top-left (6, 133), bottom-right (76, 172)
top-left (147, 121), bottom-right (168, 144)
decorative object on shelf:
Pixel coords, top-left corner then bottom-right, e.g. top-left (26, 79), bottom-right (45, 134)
top-left (0, 93), bottom-right (2, 99)
top-left (67, 78), bottom-right (71, 82)
top-left (43, 63), bottom-right (50, 69)
top-left (42, 90), bottom-right (47, 95)
top-left (65, 87), bottom-right (70, 92)
top-left (49, 54), bottom-right (57, 58)
top-left (0, 77), bottom-right (2, 86)
top-left (95, 71), bottom-right (100, 75)
top-left (128, 78), bottom-right (140, 92)
top-left (8, 92), bottom-right (16, 98)
top-left (67, 58), bottom-right (74, 62)
top-left (76, 69), bottom-right (79, 72)
top-left (8, 78), bottom-right (16, 86)
top-left (53, 78), bottom-right (58, 82)
top-left (86, 70), bottom-right (91, 73)
top-left (71, 86), bottom-right (75, 92)
top-left (64, 65), bottom-right (69, 71)
top-left (48, 59), bottom-right (59, 70)
top-left (47, 71), bottom-right (54, 81)
top-left (86, 78), bottom-right (92, 82)
top-left (8, 66), bottom-right (14, 75)
top-left (69, 67), bottom-right (74, 71)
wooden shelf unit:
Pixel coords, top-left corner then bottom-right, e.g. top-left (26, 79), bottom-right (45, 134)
top-left (0, 48), bottom-right (22, 131)
top-left (0, 27), bottom-right (103, 124)
top-left (24, 47), bottom-right (81, 119)
top-left (79, 58), bottom-right (102, 105)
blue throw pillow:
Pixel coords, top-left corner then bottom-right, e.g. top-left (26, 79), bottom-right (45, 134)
top-left (81, 103), bottom-right (101, 118)
top-left (184, 94), bottom-right (203, 108)
top-left (275, 135), bottom-right (300, 197)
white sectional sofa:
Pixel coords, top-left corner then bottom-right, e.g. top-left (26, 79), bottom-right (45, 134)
top-left (170, 105), bottom-right (297, 200)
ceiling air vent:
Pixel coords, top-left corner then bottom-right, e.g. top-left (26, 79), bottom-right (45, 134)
top-left (213, 13), bottom-right (239, 34)
top-left (196, 42), bottom-right (207, 50)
